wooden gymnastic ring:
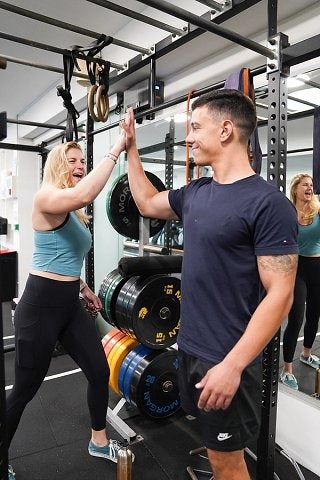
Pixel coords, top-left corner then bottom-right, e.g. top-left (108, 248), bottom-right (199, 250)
top-left (96, 85), bottom-right (110, 122)
top-left (87, 85), bottom-right (100, 122)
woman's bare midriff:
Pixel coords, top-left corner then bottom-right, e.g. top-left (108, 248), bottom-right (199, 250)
top-left (30, 269), bottom-right (79, 282)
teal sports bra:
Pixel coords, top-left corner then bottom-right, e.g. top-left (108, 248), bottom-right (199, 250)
top-left (31, 212), bottom-right (92, 276)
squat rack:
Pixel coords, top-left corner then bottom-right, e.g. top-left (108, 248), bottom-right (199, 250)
top-left (1, 1), bottom-right (320, 479)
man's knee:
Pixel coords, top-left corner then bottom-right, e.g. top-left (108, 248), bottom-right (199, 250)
top-left (207, 448), bottom-right (250, 480)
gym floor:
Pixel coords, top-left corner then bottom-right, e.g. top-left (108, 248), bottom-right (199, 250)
top-left (2, 301), bottom-right (320, 480)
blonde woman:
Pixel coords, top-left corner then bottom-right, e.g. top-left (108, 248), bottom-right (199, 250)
top-left (6, 138), bottom-right (132, 480)
top-left (281, 173), bottom-right (320, 390)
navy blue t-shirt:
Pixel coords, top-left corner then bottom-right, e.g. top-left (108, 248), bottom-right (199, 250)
top-left (168, 174), bottom-right (298, 364)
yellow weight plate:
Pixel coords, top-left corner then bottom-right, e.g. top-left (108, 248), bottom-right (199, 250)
top-left (108, 336), bottom-right (139, 395)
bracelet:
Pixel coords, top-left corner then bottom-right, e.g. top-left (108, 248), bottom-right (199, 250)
top-left (105, 152), bottom-right (118, 165)
top-left (80, 281), bottom-right (87, 292)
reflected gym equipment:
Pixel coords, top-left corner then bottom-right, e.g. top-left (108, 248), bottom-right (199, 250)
top-left (106, 171), bottom-right (167, 239)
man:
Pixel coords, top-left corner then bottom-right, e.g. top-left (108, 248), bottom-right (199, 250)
top-left (120, 89), bottom-right (298, 479)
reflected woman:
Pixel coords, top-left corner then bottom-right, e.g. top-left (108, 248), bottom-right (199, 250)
top-left (281, 173), bottom-right (320, 390)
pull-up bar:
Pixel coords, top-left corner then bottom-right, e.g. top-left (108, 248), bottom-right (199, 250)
top-left (85, 0), bottom-right (186, 37)
top-left (0, 0), bottom-right (150, 56)
top-left (0, 32), bottom-right (124, 72)
top-left (136, 0), bottom-right (275, 60)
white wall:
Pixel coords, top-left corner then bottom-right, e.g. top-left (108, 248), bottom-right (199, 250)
top-left (16, 150), bottom-right (41, 295)
top-left (277, 384), bottom-right (320, 476)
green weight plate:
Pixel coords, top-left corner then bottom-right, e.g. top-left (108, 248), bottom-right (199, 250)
top-left (106, 171), bottom-right (167, 240)
top-left (98, 270), bottom-right (118, 322)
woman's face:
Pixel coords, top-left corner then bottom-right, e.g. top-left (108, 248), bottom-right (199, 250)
top-left (66, 148), bottom-right (86, 186)
top-left (295, 176), bottom-right (313, 203)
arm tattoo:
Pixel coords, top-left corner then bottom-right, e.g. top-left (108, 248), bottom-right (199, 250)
top-left (257, 254), bottom-right (298, 274)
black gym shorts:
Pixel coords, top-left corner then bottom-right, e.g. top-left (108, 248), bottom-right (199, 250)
top-left (178, 350), bottom-right (262, 451)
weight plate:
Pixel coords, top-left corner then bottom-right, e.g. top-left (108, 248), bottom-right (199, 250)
top-left (115, 275), bottom-right (140, 336)
top-left (125, 275), bottom-right (181, 349)
top-left (98, 270), bottom-right (119, 322)
top-left (122, 347), bottom-right (154, 404)
top-left (108, 336), bottom-right (139, 395)
top-left (105, 272), bottom-right (129, 329)
top-left (106, 171), bottom-right (167, 240)
top-left (104, 330), bottom-right (127, 358)
top-left (101, 327), bottom-right (121, 348)
top-left (131, 347), bottom-right (180, 419)
top-left (118, 344), bottom-right (151, 400)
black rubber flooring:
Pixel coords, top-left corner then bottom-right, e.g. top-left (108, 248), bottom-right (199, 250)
top-left (2, 301), bottom-right (320, 480)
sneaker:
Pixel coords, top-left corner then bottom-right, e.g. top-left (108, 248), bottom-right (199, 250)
top-left (8, 465), bottom-right (16, 479)
top-left (88, 439), bottom-right (135, 463)
top-left (280, 371), bottom-right (298, 390)
top-left (300, 354), bottom-right (320, 369)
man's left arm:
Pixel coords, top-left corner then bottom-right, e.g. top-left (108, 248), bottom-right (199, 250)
top-left (197, 253), bottom-right (298, 411)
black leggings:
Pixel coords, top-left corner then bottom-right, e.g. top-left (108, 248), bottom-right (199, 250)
top-left (283, 256), bottom-right (320, 363)
top-left (6, 274), bottom-right (110, 447)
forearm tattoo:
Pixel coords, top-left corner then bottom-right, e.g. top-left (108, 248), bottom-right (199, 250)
top-left (257, 254), bottom-right (298, 274)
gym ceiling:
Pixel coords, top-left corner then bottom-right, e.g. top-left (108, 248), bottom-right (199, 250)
top-left (0, 0), bottom-right (319, 125)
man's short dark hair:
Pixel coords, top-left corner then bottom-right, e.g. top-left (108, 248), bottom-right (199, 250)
top-left (191, 89), bottom-right (257, 142)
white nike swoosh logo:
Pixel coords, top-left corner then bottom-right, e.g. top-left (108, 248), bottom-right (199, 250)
top-left (217, 433), bottom-right (233, 441)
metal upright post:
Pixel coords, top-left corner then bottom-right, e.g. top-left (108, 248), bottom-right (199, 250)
top-left (163, 119), bottom-right (175, 254)
top-left (0, 303), bottom-right (9, 480)
top-left (85, 113), bottom-right (95, 291)
top-left (256, 30), bottom-right (290, 480)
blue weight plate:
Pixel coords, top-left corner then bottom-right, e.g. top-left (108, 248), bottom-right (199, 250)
top-left (121, 345), bottom-right (152, 403)
top-left (118, 344), bottom-right (147, 398)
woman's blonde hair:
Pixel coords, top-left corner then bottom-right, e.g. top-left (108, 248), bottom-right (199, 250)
top-left (42, 141), bottom-right (90, 224)
top-left (289, 173), bottom-right (320, 223)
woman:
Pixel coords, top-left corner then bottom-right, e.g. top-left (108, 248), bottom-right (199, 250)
top-left (6, 137), bottom-right (131, 480)
top-left (281, 173), bottom-right (320, 390)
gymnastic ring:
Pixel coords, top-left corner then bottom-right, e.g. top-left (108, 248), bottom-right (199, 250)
top-left (96, 85), bottom-right (110, 122)
top-left (87, 85), bottom-right (100, 123)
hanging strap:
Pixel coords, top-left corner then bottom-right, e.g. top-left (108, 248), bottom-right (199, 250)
top-left (71, 34), bottom-right (113, 86)
top-left (56, 53), bottom-right (80, 142)
top-left (224, 68), bottom-right (262, 174)
top-left (71, 35), bottom-right (113, 123)
top-left (313, 106), bottom-right (320, 193)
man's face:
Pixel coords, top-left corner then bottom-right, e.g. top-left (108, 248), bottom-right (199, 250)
top-left (186, 105), bottom-right (222, 165)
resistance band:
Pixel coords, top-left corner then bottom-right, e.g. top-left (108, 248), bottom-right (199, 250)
top-left (224, 68), bottom-right (262, 174)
